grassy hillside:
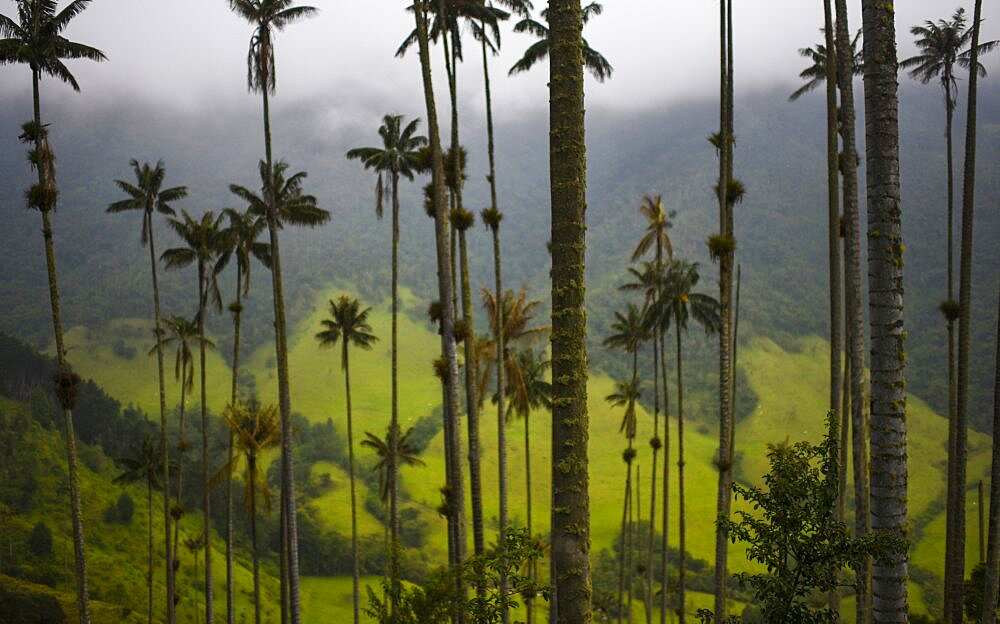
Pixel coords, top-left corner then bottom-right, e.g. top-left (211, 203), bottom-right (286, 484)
top-left (47, 282), bottom-right (983, 619)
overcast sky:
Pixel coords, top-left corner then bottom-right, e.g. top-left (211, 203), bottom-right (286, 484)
top-left (1, 0), bottom-right (997, 121)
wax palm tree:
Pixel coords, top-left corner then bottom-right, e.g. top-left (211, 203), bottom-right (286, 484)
top-left (509, 1), bottom-right (612, 81)
top-left (407, 0), bottom-right (467, 606)
top-left (315, 296), bottom-right (378, 624)
top-left (653, 260), bottom-right (720, 623)
top-left (503, 347), bottom-right (550, 623)
top-left (184, 535), bottom-right (206, 624)
top-left (228, 4), bottom-right (318, 618)
top-left (900, 14), bottom-right (997, 615)
top-left (113, 434), bottom-right (168, 624)
top-left (214, 401), bottom-right (280, 624)
top-left (107, 159), bottom-right (187, 619)
top-left (1, 4), bottom-right (105, 620)
top-left (346, 113), bottom-right (425, 591)
top-left (831, 0), bottom-right (870, 618)
top-left (216, 206), bottom-right (270, 623)
top-left (629, 194), bottom-right (676, 623)
top-left (477, 288), bottom-right (549, 406)
top-left (605, 303), bottom-right (647, 623)
top-left (162, 209), bottom-right (226, 624)
top-left (981, 288), bottom-right (1000, 621)
top-left (860, 0), bottom-right (909, 617)
top-left (788, 28), bottom-right (863, 101)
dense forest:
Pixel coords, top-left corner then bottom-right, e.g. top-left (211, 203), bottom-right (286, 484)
top-left (1, 0), bottom-right (999, 623)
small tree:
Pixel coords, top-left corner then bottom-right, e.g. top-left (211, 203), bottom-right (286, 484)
top-left (697, 413), bottom-right (904, 624)
top-left (27, 521), bottom-right (53, 558)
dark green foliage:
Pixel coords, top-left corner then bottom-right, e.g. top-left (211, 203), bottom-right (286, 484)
top-left (962, 563), bottom-right (993, 623)
top-left (0, 581), bottom-right (65, 623)
top-left (697, 413), bottom-right (905, 623)
top-left (27, 522), bottom-right (53, 558)
top-left (103, 493), bottom-right (135, 525)
top-left (0, 407), bottom-right (39, 513)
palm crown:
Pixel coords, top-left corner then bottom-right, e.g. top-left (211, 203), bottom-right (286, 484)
top-left (151, 314), bottom-right (214, 392)
top-left (346, 114), bottom-right (428, 219)
top-left (228, 0), bottom-right (318, 94)
top-left (652, 260), bottom-right (721, 336)
top-left (107, 159), bottom-right (188, 246)
top-left (606, 377), bottom-right (641, 440)
top-left (219, 207), bottom-right (271, 297)
top-left (397, 0), bottom-right (512, 61)
top-left (360, 425), bottom-right (425, 502)
top-left (603, 303), bottom-right (649, 356)
top-left (631, 194), bottom-right (676, 263)
top-left (315, 296), bottom-right (379, 369)
top-left (161, 210), bottom-right (229, 313)
top-left (0, 0), bottom-right (106, 90)
top-left (113, 434), bottom-right (167, 489)
top-left (788, 28), bottom-right (864, 102)
top-left (230, 160), bottom-right (330, 228)
top-left (508, 1), bottom-right (612, 81)
top-left (900, 8), bottom-right (998, 112)
top-left (219, 401), bottom-right (282, 515)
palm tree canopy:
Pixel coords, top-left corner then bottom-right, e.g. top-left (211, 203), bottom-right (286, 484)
top-left (230, 160), bottom-right (330, 228)
top-left (0, 0), bottom-right (106, 91)
top-left (219, 207), bottom-right (271, 296)
top-left (603, 303), bottom-right (648, 355)
top-left (161, 209), bottom-right (228, 311)
top-left (503, 347), bottom-right (552, 422)
top-left (360, 424), bottom-right (425, 502)
top-left (228, 0), bottom-right (318, 94)
top-left (507, 1), bottom-right (612, 81)
top-left (606, 376), bottom-right (641, 439)
top-left (653, 259), bottom-right (722, 336)
top-left (113, 434), bottom-right (167, 489)
top-left (315, 295), bottom-right (379, 369)
top-left (215, 401), bottom-right (281, 515)
top-left (346, 114), bottom-right (428, 218)
top-left (107, 159), bottom-right (188, 246)
top-left (396, 0), bottom-right (512, 62)
top-left (151, 314), bottom-right (214, 391)
top-left (788, 28), bottom-right (864, 101)
top-left (631, 194), bottom-right (676, 262)
top-left (900, 8), bottom-right (998, 111)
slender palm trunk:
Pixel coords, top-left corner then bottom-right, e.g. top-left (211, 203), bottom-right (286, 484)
top-left (861, 0), bottom-right (909, 618)
top-left (659, 329), bottom-right (670, 624)
top-left (174, 360), bottom-right (188, 570)
top-left (833, 1), bottom-right (871, 619)
top-left (249, 453), bottom-right (261, 624)
top-left (949, 2), bottom-right (984, 620)
top-left (342, 342), bottom-right (361, 624)
top-left (631, 463), bottom-right (639, 624)
top-left (981, 286), bottom-right (1000, 621)
top-left (646, 333), bottom-right (658, 624)
top-left (458, 225), bottom-right (485, 565)
top-left (31, 70), bottom-right (91, 624)
top-left (197, 262), bottom-right (213, 624)
top-left (412, 0), bottom-right (466, 604)
top-left (259, 73), bottom-right (301, 624)
top-left (712, 0), bottom-right (735, 617)
top-left (549, 0), bottom-right (591, 619)
top-left (618, 446), bottom-right (633, 624)
top-left (226, 267), bottom-right (243, 624)
top-left (676, 324), bottom-right (687, 624)
top-left (821, 0), bottom-right (843, 611)
top-left (389, 172), bottom-right (402, 612)
top-left (147, 211), bottom-right (175, 624)
top-left (148, 477), bottom-right (154, 624)
top-left (524, 409), bottom-right (535, 618)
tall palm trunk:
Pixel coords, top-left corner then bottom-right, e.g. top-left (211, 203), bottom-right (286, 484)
top-left (457, 221), bottom-right (485, 564)
top-left (524, 409), bottom-right (535, 618)
top-left (821, 0), bottom-right (842, 612)
top-left (258, 58), bottom-right (302, 624)
top-left (197, 262), bottom-right (213, 624)
top-left (226, 266), bottom-right (243, 624)
top-left (412, 0), bottom-right (466, 601)
top-left (981, 286), bottom-right (1000, 621)
top-left (147, 209), bottom-right (175, 624)
top-left (659, 329), bottom-right (670, 624)
top-left (31, 70), bottom-right (91, 624)
top-left (949, 2), bottom-right (984, 620)
top-left (860, 0), bottom-right (909, 619)
top-left (712, 0), bottom-right (735, 617)
top-left (617, 441), bottom-right (634, 624)
top-left (147, 476), bottom-right (154, 624)
top-left (676, 323), bottom-right (688, 624)
top-left (646, 334), bottom-right (658, 624)
top-left (833, 0), bottom-right (871, 619)
top-left (342, 341), bottom-right (361, 624)
top-left (389, 171), bottom-right (402, 611)
top-left (174, 359), bottom-right (188, 570)
top-left (549, 0), bottom-right (591, 620)
top-left (249, 452), bottom-right (262, 624)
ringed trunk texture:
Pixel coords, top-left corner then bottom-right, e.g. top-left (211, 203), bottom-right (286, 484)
top-left (343, 343), bottom-right (361, 624)
top-left (249, 454), bottom-right (262, 624)
top-left (659, 330), bottom-right (670, 624)
top-left (32, 70), bottom-right (91, 624)
top-left (981, 286), bottom-right (1000, 621)
top-left (458, 226), bottom-right (485, 564)
top-left (549, 0), bottom-right (591, 620)
top-left (147, 211), bottom-right (175, 624)
top-left (861, 0), bottom-right (909, 619)
top-left (197, 264), bottom-right (213, 624)
top-left (390, 173), bottom-right (402, 610)
top-left (226, 266), bottom-right (243, 624)
top-left (677, 326), bottom-right (687, 624)
top-left (412, 0), bottom-right (466, 603)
